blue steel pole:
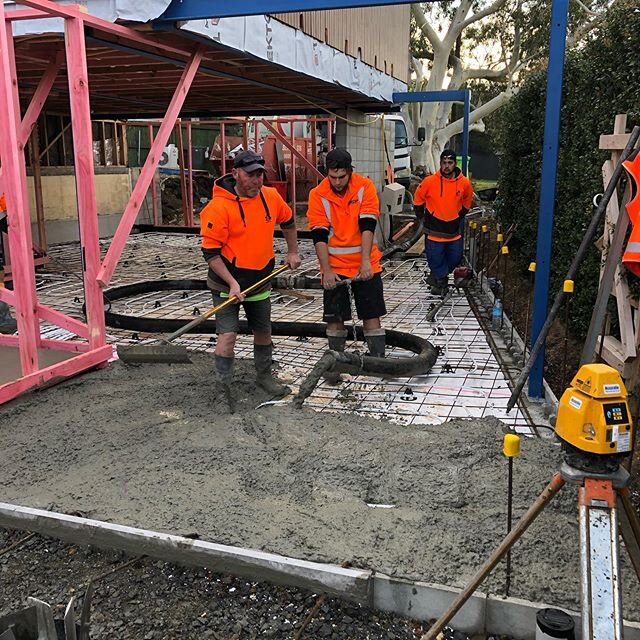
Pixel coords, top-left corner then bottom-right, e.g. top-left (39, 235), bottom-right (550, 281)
top-left (528, 0), bottom-right (570, 399)
top-left (462, 90), bottom-right (470, 175)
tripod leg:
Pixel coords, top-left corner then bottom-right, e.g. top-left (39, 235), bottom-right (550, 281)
top-left (617, 489), bottom-right (640, 583)
top-left (420, 473), bottom-right (565, 640)
top-left (579, 479), bottom-right (623, 639)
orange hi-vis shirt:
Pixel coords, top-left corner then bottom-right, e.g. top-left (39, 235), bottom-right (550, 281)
top-left (307, 172), bottom-right (382, 278)
top-left (622, 153), bottom-right (640, 277)
top-left (0, 194), bottom-right (6, 213)
top-left (200, 175), bottom-right (293, 290)
top-left (414, 169), bottom-right (473, 242)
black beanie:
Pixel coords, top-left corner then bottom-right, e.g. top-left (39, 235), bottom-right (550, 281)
top-left (326, 148), bottom-right (353, 170)
top-left (440, 149), bottom-right (457, 162)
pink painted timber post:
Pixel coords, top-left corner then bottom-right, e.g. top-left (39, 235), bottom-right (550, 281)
top-left (0, 13), bottom-right (40, 374)
top-left (97, 46), bottom-right (204, 287)
top-left (64, 16), bottom-right (107, 349)
top-left (148, 124), bottom-right (159, 226)
top-left (175, 120), bottom-right (189, 225)
top-left (187, 121), bottom-right (194, 226)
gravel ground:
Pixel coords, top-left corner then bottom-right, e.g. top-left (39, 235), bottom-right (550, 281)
top-left (0, 528), bottom-right (453, 640)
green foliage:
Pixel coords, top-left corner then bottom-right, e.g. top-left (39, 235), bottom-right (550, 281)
top-left (495, 0), bottom-right (640, 337)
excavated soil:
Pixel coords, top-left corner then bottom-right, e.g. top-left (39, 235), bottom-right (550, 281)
top-left (0, 354), bottom-right (639, 619)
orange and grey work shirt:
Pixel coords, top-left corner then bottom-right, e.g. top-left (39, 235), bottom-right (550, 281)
top-left (0, 194), bottom-right (5, 212)
top-left (414, 169), bottom-right (473, 242)
top-left (200, 175), bottom-right (294, 295)
top-left (307, 172), bottom-right (382, 278)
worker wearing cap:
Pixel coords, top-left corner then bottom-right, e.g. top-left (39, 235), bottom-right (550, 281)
top-left (0, 193), bottom-right (16, 335)
top-left (414, 150), bottom-right (473, 296)
top-left (200, 150), bottom-right (301, 411)
top-left (307, 148), bottom-right (386, 365)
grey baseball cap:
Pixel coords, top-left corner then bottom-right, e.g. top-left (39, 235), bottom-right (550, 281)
top-left (233, 149), bottom-right (266, 172)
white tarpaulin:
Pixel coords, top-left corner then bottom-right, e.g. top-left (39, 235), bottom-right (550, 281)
top-left (7, 0), bottom-right (407, 102)
top-left (180, 15), bottom-right (406, 102)
top-left (244, 15), bottom-right (296, 70)
top-left (7, 0), bottom-right (171, 35)
top-left (176, 17), bottom-right (246, 50)
top-left (295, 31), bottom-right (334, 84)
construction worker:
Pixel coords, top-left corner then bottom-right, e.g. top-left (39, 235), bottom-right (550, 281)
top-left (0, 193), bottom-right (17, 334)
top-left (307, 148), bottom-right (387, 368)
top-left (200, 150), bottom-right (301, 411)
top-left (414, 149), bottom-right (473, 296)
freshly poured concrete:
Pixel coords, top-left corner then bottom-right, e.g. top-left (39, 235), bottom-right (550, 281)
top-left (1, 355), bottom-right (638, 619)
top-left (0, 345), bottom-right (73, 385)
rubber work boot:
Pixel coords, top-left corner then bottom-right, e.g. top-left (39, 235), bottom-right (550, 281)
top-left (364, 328), bottom-right (386, 358)
top-left (215, 354), bottom-right (235, 413)
top-left (431, 276), bottom-right (449, 297)
top-left (325, 329), bottom-right (348, 384)
top-left (254, 343), bottom-right (290, 398)
top-left (426, 271), bottom-right (438, 288)
top-left (0, 300), bottom-right (17, 334)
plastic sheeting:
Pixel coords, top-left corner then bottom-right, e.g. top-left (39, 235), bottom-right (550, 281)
top-left (180, 15), bottom-right (407, 102)
top-left (7, 0), bottom-right (407, 102)
top-left (7, 0), bottom-right (171, 35)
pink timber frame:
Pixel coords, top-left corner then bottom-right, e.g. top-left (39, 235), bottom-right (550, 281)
top-left (0, 0), bottom-right (203, 404)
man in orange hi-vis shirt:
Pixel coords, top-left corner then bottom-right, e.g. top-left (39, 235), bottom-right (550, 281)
top-left (200, 150), bottom-right (301, 411)
top-left (414, 149), bottom-right (473, 296)
top-left (0, 193), bottom-right (17, 334)
top-left (307, 149), bottom-right (386, 369)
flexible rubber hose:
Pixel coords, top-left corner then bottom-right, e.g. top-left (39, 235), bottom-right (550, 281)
top-left (103, 283), bottom-right (438, 380)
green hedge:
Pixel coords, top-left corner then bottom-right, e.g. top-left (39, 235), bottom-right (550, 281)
top-left (495, 0), bottom-right (640, 337)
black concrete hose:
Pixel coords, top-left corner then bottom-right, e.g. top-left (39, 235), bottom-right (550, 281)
top-left (103, 281), bottom-right (438, 390)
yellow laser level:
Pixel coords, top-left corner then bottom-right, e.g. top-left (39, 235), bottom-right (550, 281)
top-left (555, 364), bottom-right (632, 471)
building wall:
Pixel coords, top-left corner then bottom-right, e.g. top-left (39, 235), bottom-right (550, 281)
top-left (333, 109), bottom-right (395, 190)
top-left (274, 6), bottom-right (410, 83)
top-left (26, 169), bottom-right (131, 222)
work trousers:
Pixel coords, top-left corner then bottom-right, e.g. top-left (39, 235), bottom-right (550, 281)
top-left (425, 237), bottom-right (463, 279)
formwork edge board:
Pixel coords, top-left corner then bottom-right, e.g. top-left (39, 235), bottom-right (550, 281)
top-left (485, 593), bottom-right (640, 640)
top-left (4, 503), bottom-right (632, 636)
top-left (0, 503), bottom-right (372, 604)
top-left (372, 574), bottom-right (486, 634)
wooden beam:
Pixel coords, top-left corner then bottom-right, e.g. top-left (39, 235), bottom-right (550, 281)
top-left (0, 15), bottom-right (40, 373)
top-left (97, 46), bottom-right (204, 287)
top-left (64, 16), bottom-right (107, 349)
top-left (19, 48), bottom-right (64, 147)
top-left (598, 133), bottom-right (631, 151)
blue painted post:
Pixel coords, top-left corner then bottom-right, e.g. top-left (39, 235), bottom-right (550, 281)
top-left (528, 0), bottom-right (570, 399)
top-left (462, 91), bottom-right (470, 175)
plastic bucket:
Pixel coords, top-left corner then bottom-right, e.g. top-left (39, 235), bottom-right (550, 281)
top-left (535, 608), bottom-right (575, 640)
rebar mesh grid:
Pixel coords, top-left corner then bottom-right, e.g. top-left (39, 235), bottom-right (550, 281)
top-left (35, 232), bottom-right (531, 432)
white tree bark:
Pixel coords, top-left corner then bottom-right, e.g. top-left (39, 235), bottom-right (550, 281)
top-left (409, 0), bottom-right (607, 173)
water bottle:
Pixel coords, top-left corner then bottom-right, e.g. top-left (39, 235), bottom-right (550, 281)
top-left (491, 298), bottom-right (503, 330)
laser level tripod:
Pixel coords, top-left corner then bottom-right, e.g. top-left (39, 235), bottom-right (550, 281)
top-left (422, 364), bottom-right (640, 640)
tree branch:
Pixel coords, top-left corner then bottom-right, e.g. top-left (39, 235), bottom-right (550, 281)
top-left (458, 0), bottom-right (508, 34)
top-left (435, 88), bottom-right (517, 141)
top-left (572, 0), bottom-right (599, 16)
top-left (411, 3), bottom-right (441, 49)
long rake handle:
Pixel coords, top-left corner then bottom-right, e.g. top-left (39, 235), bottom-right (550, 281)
top-left (164, 263), bottom-right (291, 342)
